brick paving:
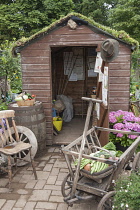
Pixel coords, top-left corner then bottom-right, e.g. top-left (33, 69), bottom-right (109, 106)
top-left (0, 146), bottom-right (98, 210)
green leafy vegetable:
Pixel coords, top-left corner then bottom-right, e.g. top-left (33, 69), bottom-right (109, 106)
top-left (103, 142), bottom-right (116, 151)
top-left (73, 142), bottom-right (120, 174)
top-left (94, 150), bottom-right (116, 159)
top-left (116, 150), bottom-right (123, 157)
top-left (74, 158), bottom-right (92, 169)
top-left (90, 161), bottom-right (109, 173)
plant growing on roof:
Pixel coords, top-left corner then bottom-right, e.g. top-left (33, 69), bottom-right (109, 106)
top-left (109, 110), bottom-right (140, 150)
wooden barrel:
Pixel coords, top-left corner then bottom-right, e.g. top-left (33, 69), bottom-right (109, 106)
top-left (8, 101), bottom-right (47, 156)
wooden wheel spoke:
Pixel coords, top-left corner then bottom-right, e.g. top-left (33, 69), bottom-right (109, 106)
top-left (21, 150), bottom-right (28, 157)
top-left (104, 203), bottom-right (112, 209)
top-left (7, 126), bottom-right (37, 166)
top-left (19, 133), bottom-right (23, 141)
top-left (22, 137), bottom-right (28, 143)
top-left (18, 152), bottom-right (21, 159)
top-left (65, 185), bottom-right (72, 190)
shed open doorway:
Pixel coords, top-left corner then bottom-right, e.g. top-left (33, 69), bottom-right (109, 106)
top-left (51, 46), bottom-right (98, 145)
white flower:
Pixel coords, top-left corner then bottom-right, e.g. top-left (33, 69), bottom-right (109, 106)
top-left (126, 204), bottom-right (129, 207)
top-left (121, 203), bottom-right (124, 207)
top-left (125, 190), bottom-right (128, 192)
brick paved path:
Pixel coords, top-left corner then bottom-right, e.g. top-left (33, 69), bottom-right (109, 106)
top-left (0, 146), bottom-right (98, 210)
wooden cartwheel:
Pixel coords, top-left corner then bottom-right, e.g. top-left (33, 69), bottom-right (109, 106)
top-left (0, 126), bottom-right (38, 167)
top-left (4, 126), bottom-right (38, 166)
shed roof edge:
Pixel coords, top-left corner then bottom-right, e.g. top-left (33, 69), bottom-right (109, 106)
top-left (12, 12), bottom-right (139, 56)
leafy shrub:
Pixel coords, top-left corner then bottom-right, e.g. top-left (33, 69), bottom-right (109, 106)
top-left (0, 101), bottom-right (8, 111)
top-left (113, 171), bottom-right (140, 210)
top-left (0, 40), bottom-right (22, 95)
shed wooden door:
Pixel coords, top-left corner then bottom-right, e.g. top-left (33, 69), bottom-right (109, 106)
top-left (96, 61), bottom-right (109, 146)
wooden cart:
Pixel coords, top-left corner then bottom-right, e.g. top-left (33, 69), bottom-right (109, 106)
top-left (61, 97), bottom-right (140, 209)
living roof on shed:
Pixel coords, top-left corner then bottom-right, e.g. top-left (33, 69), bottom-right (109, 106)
top-left (12, 12), bottom-right (139, 55)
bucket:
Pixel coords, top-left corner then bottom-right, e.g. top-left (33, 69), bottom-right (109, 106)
top-left (8, 101), bottom-right (47, 155)
top-left (53, 117), bottom-right (63, 131)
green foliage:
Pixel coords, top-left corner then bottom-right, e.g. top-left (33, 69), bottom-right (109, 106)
top-left (76, 0), bottom-right (119, 26)
top-left (0, 40), bottom-right (22, 93)
top-left (0, 0), bottom-right (74, 44)
top-left (43, 0), bottom-right (74, 21)
top-left (116, 115), bottom-right (124, 123)
top-left (0, 100), bottom-right (8, 111)
top-left (130, 49), bottom-right (140, 99)
top-left (108, 0), bottom-right (140, 42)
top-left (113, 171), bottom-right (140, 210)
top-left (132, 50), bottom-right (140, 70)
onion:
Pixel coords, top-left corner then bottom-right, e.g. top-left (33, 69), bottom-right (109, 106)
top-left (84, 164), bottom-right (91, 171)
top-left (15, 95), bottom-right (28, 101)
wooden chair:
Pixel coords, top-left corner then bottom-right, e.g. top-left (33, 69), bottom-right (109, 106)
top-left (0, 110), bottom-right (37, 191)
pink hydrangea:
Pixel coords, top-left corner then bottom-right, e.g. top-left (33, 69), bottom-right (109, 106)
top-left (109, 110), bottom-right (140, 147)
top-left (113, 123), bottom-right (124, 130)
top-left (128, 135), bottom-right (138, 140)
top-left (124, 122), bottom-right (134, 130)
top-left (132, 123), bottom-right (140, 132)
top-left (122, 112), bottom-right (135, 122)
top-left (135, 117), bottom-right (140, 123)
top-left (116, 133), bottom-right (124, 138)
top-left (109, 115), bottom-right (117, 123)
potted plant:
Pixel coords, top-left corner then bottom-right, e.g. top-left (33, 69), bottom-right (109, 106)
top-left (109, 110), bottom-right (140, 151)
top-left (113, 171), bottom-right (140, 210)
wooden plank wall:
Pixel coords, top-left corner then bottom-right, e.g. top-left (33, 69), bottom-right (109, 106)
top-left (20, 24), bottom-right (131, 144)
top-left (109, 44), bottom-right (131, 111)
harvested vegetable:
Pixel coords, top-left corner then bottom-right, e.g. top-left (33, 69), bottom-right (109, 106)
top-left (93, 150), bottom-right (116, 159)
top-left (103, 142), bottom-right (116, 151)
top-left (74, 142), bottom-right (120, 174)
top-left (90, 161), bottom-right (108, 173)
top-left (116, 150), bottom-right (123, 157)
top-left (74, 158), bottom-right (92, 169)
top-left (84, 164), bottom-right (91, 171)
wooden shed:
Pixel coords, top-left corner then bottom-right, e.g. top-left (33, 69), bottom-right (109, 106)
top-left (12, 13), bottom-right (138, 146)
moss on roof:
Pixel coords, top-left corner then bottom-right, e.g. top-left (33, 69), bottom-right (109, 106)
top-left (12, 12), bottom-right (139, 54)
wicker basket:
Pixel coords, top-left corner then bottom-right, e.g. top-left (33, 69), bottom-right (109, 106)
top-left (17, 99), bottom-right (35, 106)
top-left (80, 165), bottom-right (114, 183)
